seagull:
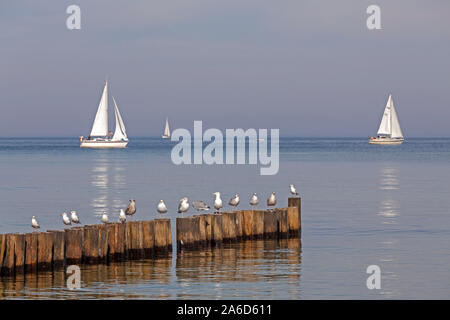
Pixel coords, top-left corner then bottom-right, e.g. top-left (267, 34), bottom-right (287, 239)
top-left (267, 192), bottom-right (277, 207)
top-left (125, 199), bottom-right (136, 219)
top-left (61, 212), bottom-right (71, 226)
top-left (212, 192), bottom-right (223, 212)
top-left (101, 212), bottom-right (109, 224)
top-left (250, 193), bottom-right (259, 206)
top-left (31, 216), bottom-right (40, 229)
top-left (229, 194), bottom-right (240, 209)
top-left (192, 200), bottom-right (210, 211)
top-left (70, 210), bottom-right (81, 224)
top-left (157, 200), bottom-right (168, 214)
top-left (119, 209), bottom-right (127, 223)
top-left (290, 184), bottom-right (299, 196)
top-left (178, 197), bottom-right (189, 215)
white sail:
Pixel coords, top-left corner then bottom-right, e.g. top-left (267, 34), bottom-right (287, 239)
top-left (377, 94), bottom-right (392, 136)
top-left (163, 118), bottom-right (170, 137)
top-left (390, 97), bottom-right (403, 138)
top-left (111, 96), bottom-right (128, 141)
top-left (90, 81), bottom-right (109, 137)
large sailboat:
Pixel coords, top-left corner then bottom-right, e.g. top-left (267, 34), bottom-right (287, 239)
top-left (80, 80), bottom-right (129, 148)
top-left (369, 94), bottom-right (404, 145)
top-left (162, 118), bottom-right (171, 139)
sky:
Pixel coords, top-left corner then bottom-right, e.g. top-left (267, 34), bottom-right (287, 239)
top-left (0, 0), bottom-right (449, 137)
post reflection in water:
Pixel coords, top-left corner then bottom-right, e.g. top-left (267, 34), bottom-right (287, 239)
top-left (0, 239), bottom-right (301, 299)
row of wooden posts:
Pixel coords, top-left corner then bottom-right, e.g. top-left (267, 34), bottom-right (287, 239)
top-left (0, 197), bottom-right (301, 277)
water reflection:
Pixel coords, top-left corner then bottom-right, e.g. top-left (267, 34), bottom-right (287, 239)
top-left (378, 166), bottom-right (400, 221)
top-left (0, 239), bottom-right (301, 299)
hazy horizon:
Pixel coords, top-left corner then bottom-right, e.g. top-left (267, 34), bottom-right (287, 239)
top-left (1, 1), bottom-right (449, 137)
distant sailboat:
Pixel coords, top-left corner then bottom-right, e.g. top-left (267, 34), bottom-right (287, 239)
top-left (162, 118), bottom-right (171, 139)
top-left (80, 80), bottom-right (129, 148)
top-left (369, 94), bottom-right (404, 145)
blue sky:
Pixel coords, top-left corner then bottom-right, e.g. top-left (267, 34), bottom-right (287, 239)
top-left (0, 1), bottom-right (449, 136)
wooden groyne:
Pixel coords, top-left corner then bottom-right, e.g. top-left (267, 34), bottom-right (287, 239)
top-left (0, 218), bottom-right (172, 276)
top-left (176, 197), bottom-right (301, 251)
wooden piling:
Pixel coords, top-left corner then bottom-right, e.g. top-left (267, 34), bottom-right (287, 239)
top-left (287, 206), bottom-right (301, 237)
top-left (95, 224), bottom-right (110, 262)
top-left (211, 214), bottom-right (223, 245)
top-left (263, 211), bottom-right (278, 239)
top-left (37, 232), bottom-right (53, 271)
top-left (0, 234), bottom-right (6, 275)
top-left (2, 234), bottom-right (25, 275)
top-left (126, 221), bottom-right (144, 260)
top-left (108, 223), bottom-right (126, 261)
top-left (176, 217), bottom-right (194, 250)
top-left (276, 208), bottom-right (289, 238)
top-left (221, 212), bottom-right (237, 242)
top-left (242, 210), bottom-right (254, 240)
top-left (83, 226), bottom-right (99, 264)
top-left (154, 218), bottom-right (172, 255)
top-left (252, 210), bottom-right (264, 239)
top-left (288, 197), bottom-right (302, 236)
top-left (65, 227), bottom-right (83, 264)
top-left (234, 211), bottom-right (243, 241)
top-left (142, 220), bottom-right (155, 258)
top-left (204, 214), bottom-right (213, 244)
top-left (48, 230), bottom-right (65, 268)
top-left (194, 215), bottom-right (207, 247)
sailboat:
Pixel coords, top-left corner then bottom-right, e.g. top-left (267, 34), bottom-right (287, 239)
top-left (369, 94), bottom-right (404, 145)
top-left (80, 80), bottom-right (129, 148)
top-left (162, 118), bottom-right (171, 139)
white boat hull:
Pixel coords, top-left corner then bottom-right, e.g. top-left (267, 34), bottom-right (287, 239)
top-left (162, 135), bottom-right (170, 139)
top-left (369, 137), bottom-right (404, 145)
top-left (80, 139), bottom-right (128, 148)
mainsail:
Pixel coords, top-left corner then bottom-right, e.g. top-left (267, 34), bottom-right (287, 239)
top-left (112, 96), bottom-right (128, 141)
top-left (90, 81), bottom-right (109, 137)
top-left (163, 118), bottom-right (170, 137)
top-left (376, 94), bottom-right (403, 138)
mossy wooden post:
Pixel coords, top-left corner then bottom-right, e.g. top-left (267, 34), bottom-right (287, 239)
top-left (211, 214), bottom-right (223, 246)
top-left (65, 227), bottom-right (83, 264)
top-left (142, 220), bottom-right (155, 258)
top-left (48, 230), bottom-right (65, 268)
top-left (83, 226), bottom-right (99, 264)
top-left (242, 210), bottom-right (254, 240)
top-left (252, 210), bottom-right (264, 239)
top-left (37, 232), bottom-right (53, 271)
top-left (234, 211), bottom-right (243, 241)
top-left (204, 214), bottom-right (213, 245)
top-left (176, 217), bottom-right (193, 251)
top-left (154, 218), bottom-right (171, 255)
top-left (263, 211), bottom-right (277, 239)
top-left (276, 208), bottom-right (289, 238)
top-left (288, 197), bottom-right (302, 237)
top-left (221, 212), bottom-right (237, 242)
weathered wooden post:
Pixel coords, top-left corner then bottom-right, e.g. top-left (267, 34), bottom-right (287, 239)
top-left (95, 224), bottom-right (110, 263)
top-left (83, 226), bottom-right (99, 264)
top-left (211, 214), bottom-right (223, 246)
top-left (109, 223), bottom-right (126, 261)
top-left (176, 217), bottom-right (194, 251)
top-left (142, 220), bottom-right (155, 258)
top-left (2, 234), bottom-right (25, 275)
top-left (221, 212), bottom-right (237, 242)
top-left (263, 211), bottom-right (278, 239)
top-left (48, 230), bottom-right (65, 268)
top-left (194, 215), bottom-right (207, 248)
top-left (154, 218), bottom-right (172, 255)
top-left (288, 197), bottom-right (302, 237)
top-left (287, 206), bottom-right (301, 238)
top-left (37, 232), bottom-right (53, 271)
top-left (204, 214), bottom-right (213, 245)
top-left (24, 233), bottom-right (38, 273)
top-left (252, 210), bottom-right (265, 239)
top-left (0, 234), bottom-right (6, 275)
top-left (234, 211), bottom-right (243, 241)
top-left (276, 208), bottom-right (289, 238)
top-left (128, 221), bottom-right (144, 259)
top-left (242, 210), bottom-right (254, 240)
top-left (65, 227), bottom-right (83, 264)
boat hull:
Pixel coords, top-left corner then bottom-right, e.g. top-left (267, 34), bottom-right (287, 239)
top-left (80, 140), bottom-right (128, 148)
top-left (162, 135), bottom-right (170, 139)
top-left (369, 137), bottom-right (404, 145)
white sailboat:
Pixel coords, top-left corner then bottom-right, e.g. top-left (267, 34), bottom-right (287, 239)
top-left (369, 94), bottom-right (404, 145)
top-left (80, 80), bottom-right (129, 148)
top-left (162, 118), bottom-right (170, 139)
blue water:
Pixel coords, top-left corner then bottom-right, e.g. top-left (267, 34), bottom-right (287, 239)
top-left (1, 137), bottom-right (450, 299)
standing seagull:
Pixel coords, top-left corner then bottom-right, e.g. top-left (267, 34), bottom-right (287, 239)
top-left (119, 209), bottom-right (127, 223)
top-left (250, 193), bottom-right (259, 206)
top-left (267, 192), bottom-right (277, 207)
top-left (61, 212), bottom-right (71, 226)
top-left (229, 194), bottom-right (240, 210)
top-left (157, 200), bottom-right (168, 215)
top-left (31, 216), bottom-right (40, 229)
top-left (70, 210), bottom-right (81, 224)
top-left (101, 212), bottom-right (109, 224)
top-left (178, 197), bottom-right (189, 215)
top-left (212, 192), bottom-right (223, 212)
top-left (192, 200), bottom-right (210, 211)
top-left (289, 184), bottom-right (299, 196)
top-left (125, 199), bottom-right (136, 220)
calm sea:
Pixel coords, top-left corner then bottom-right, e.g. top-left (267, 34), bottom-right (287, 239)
top-left (1, 137), bottom-right (450, 299)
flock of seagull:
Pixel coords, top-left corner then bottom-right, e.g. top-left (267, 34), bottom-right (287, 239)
top-left (31, 185), bottom-right (299, 229)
